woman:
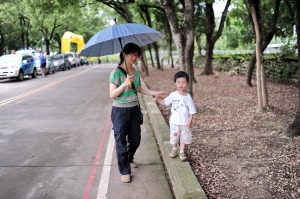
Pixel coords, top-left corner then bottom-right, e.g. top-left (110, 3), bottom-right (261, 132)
top-left (109, 43), bottom-right (167, 183)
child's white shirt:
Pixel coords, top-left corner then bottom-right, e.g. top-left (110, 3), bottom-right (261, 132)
top-left (164, 91), bottom-right (197, 125)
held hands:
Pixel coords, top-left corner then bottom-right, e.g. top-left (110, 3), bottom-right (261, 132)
top-left (154, 91), bottom-right (168, 98)
top-left (152, 91), bottom-right (167, 106)
top-left (152, 96), bottom-right (164, 106)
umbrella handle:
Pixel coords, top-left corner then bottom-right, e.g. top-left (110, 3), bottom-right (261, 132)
top-left (127, 74), bottom-right (132, 88)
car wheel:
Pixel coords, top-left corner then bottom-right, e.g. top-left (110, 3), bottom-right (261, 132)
top-left (17, 70), bottom-right (24, 81)
top-left (31, 69), bottom-right (37, 78)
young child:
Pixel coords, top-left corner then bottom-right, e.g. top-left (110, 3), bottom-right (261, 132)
top-left (153, 71), bottom-right (197, 161)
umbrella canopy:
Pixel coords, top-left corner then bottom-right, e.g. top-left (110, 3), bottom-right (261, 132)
top-left (79, 23), bottom-right (164, 57)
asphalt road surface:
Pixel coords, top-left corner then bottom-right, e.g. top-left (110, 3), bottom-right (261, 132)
top-left (0, 63), bottom-right (174, 199)
top-left (0, 64), bottom-right (115, 199)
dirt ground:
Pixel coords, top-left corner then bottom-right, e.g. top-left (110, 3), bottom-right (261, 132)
top-left (140, 64), bottom-right (300, 199)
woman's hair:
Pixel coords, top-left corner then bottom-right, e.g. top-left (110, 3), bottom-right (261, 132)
top-left (174, 71), bottom-right (189, 83)
top-left (118, 43), bottom-right (141, 65)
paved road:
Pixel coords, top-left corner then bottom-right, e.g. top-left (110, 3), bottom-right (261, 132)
top-left (0, 64), bottom-right (173, 199)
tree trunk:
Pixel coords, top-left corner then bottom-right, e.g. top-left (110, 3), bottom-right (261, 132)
top-left (45, 39), bottom-right (50, 55)
top-left (202, 1), bottom-right (215, 75)
top-left (247, 53), bottom-right (256, 86)
top-left (159, 0), bottom-right (195, 96)
top-left (140, 47), bottom-right (149, 76)
top-left (168, 37), bottom-right (174, 68)
top-left (196, 34), bottom-right (202, 56)
top-left (246, 0), bottom-right (281, 87)
top-left (202, 40), bottom-right (214, 75)
top-left (153, 43), bottom-right (161, 70)
top-left (261, 60), bottom-right (269, 107)
top-left (297, 0), bottom-right (300, 110)
top-left (54, 33), bottom-right (61, 53)
top-left (21, 30), bottom-right (25, 50)
top-left (148, 45), bottom-right (155, 68)
top-left (201, 0), bottom-right (231, 75)
top-left (250, 0), bottom-right (264, 112)
top-left (288, 0), bottom-right (300, 136)
top-left (26, 23), bottom-right (30, 49)
top-left (246, 33), bottom-right (277, 87)
top-left (167, 23), bottom-right (174, 68)
top-left (0, 28), bottom-right (4, 55)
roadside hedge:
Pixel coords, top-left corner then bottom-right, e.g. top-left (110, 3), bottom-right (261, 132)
top-left (195, 54), bottom-right (299, 85)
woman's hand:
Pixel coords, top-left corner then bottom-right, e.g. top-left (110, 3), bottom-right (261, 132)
top-left (156, 91), bottom-right (168, 98)
top-left (123, 74), bottom-right (134, 87)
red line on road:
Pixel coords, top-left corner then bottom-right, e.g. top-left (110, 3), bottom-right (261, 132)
top-left (82, 113), bottom-right (111, 199)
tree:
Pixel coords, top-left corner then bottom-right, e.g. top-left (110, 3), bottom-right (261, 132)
top-left (244, 0), bottom-right (293, 87)
top-left (201, 0), bottom-right (231, 75)
top-left (23, 0), bottom-right (83, 54)
top-left (95, 0), bottom-right (134, 23)
top-left (249, 0), bottom-right (266, 112)
top-left (288, 0), bottom-right (300, 136)
top-left (194, 0), bottom-right (206, 57)
top-left (148, 4), bottom-right (174, 69)
top-left (94, 0), bottom-right (155, 75)
top-left (138, 3), bottom-right (162, 71)
top-left (158, 0), bottom-right (196, 97)
top-left (0, 1), bottom-right (29, 54)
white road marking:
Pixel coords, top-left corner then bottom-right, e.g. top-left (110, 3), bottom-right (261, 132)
top-left (97, 130), bottom-right (115, 199)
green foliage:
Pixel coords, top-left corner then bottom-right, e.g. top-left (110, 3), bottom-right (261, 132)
top-left (224, 26), bottom-right (240, 49)
top-left (0, 0), bottom-right (115, 53)
top-left (228, 0), bottom-right (296, 49)
top-left (279, 37), bottom-right (297, 56)
top-left (213, 53), bottom-right (299, 84)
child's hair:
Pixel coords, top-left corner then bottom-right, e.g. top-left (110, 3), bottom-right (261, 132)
top-left (174, 71), bottom-right (189, 83)
top-left (118, 43), bottom-right (141, 65)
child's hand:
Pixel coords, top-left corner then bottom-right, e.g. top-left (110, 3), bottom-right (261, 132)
top-left (187, 120), bottom-right (192, 128)
top-left (153, 97), bottom-right (165, 106)
top-left (152, 97), bottom-right (158, 102)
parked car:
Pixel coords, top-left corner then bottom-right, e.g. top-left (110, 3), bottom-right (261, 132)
top-left (0, 54), bottom-right (37, 81)
top-left (65, 52), bottom-right (81, 67)
top-left (34, 57), bottom-right (41, 74)
top-left (52, 54), bottom-right (71, 71)
top-left (45, 56), bottom-right (56, 74)
top-left (36, 56), bottom-right (55, 75)
top-left (16, 49), bottom-right (38, 57)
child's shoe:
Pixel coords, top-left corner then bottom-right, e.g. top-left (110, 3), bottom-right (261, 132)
top-left (179, 152), bottom-right (187, 161)
top-left (170, 148), bottom-right (177, 158)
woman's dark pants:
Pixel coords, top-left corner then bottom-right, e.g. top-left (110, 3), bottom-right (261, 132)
top-left (111, 106), bottom-right (141, 175)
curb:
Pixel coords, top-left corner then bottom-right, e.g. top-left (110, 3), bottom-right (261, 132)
top-left (140, 77), bottom-right (207, 199)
